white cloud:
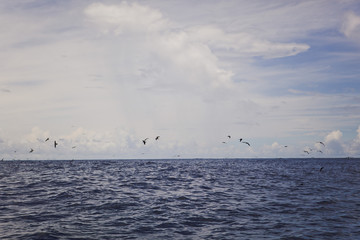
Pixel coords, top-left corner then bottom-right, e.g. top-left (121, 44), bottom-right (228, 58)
top-left (83, 1), bottom-right (311, 98)
top-left (353, 125), bottom-right (360, 140)
top-left (84, 2), bottom-right (168, 34)
top-left (341, 11), bottom-right (360, 41)
top-left (323, 130), bottom-right (345, 156)
top-left (84, 3), bottom-right (234, 89)
top-left (187, 25), bottom-right (310, 59)
top-left (348, 125), bottom-right (360, 156)
top-left (325, 130), bottom-right (343, 142)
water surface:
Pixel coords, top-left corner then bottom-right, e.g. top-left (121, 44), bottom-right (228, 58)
top-left (1, 158), bottom-right (359, 239)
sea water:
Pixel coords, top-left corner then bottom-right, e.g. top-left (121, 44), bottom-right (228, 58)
top-left (1, 158), bottom-right (359, 239)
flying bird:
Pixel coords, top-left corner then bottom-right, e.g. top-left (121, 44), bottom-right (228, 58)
top-left (318, 150), bottom-right (323, 153)
top-left (239, 138), bottom-right (243, 142)
top-left (155, 136), bottom-right (160, 140)
top-left (304, 150), bottom-right (310, 154)
top-left (319, 167), bottom-right (324, 172)
top-left (45, 138), bottom-right (49, 142)
top-left (317, 142), bottom-right (325, 147)
top-left (142, 138), bottom-right (149, 145)
top-left (227, 135), bottom-right (231, 139)
top-left (54, 141), bottom-right (58, 148)
top-left (242, 141), bottom-right (250, 146)
top-left (29, 148), bottom-right (34, 153)
top-left (72, 146), bottom-right (77, 149)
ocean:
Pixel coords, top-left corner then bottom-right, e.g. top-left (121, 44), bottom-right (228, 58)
top-left (0, 158), bottom-right (359, 239)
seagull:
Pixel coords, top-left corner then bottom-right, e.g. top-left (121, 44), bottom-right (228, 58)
top-left (304, 150), bottom-right (310, 154)
top-left (142, 138), bottom-right (149, 145)
top-left (242, 141), bottom-right (250, 146)
top-left (222, 141), bottom-right (227, 144)
top-left (319, 167), bottom-right (324, 172)
top-left (318, 150), bottom-right (323, 153)
top-left (317, 141), bottom-right (325, 147)
top-left (284, 145), bottom-right (288, 148)
top-left (45, 138), bottom-right (49, 142)
top-left (29, 148), bottom-right (34, 153)
top-left (72, 146), bottom-right (77, 149)
top-left (239, 138), bottom-right (243, 142)
top-left (54, 141), bottom-right (58, 148)
top-left (155, 136), bottom-right (160, 140)
top-left (227, 135), bottom-right (231, 139)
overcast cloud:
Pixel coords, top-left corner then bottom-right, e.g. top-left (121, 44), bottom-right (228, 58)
top-left (1, 0), bottom-right (360, 159)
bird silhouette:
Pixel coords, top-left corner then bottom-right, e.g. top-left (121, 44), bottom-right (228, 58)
top-left (54, 141), bottom-right (58, 148)
top-left (304, 150), bottom-right (310, 154)
top-left (142, 138), bottom-right (149, 145)
top-left (45, 137), bottom-right (49, 142)
top-left (242, 141), bottom-right (250, 146)
top-left (155, 136), bottom-right (160, 140)
top-left (227, 135), bottom-right (231, 139)
top-left (239, 138), bottom-right (243, 142)
top-left (29, 148), bottom-right (34, 153)
top-left (317, 142), bottom-right (325, 147)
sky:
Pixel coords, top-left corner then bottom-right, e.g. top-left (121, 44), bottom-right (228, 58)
top-left (1, 0), bottom-right (360, 160)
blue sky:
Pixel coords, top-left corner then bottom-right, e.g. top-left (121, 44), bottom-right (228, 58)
top-left (1, 0), bottom-right (360, 159)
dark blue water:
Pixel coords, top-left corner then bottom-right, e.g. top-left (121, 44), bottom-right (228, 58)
top-left (1, 158), bottom-right (359, 240)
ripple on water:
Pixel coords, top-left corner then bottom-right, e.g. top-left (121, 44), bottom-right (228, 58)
top-left (0, 158), bottom-right (359, 239)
